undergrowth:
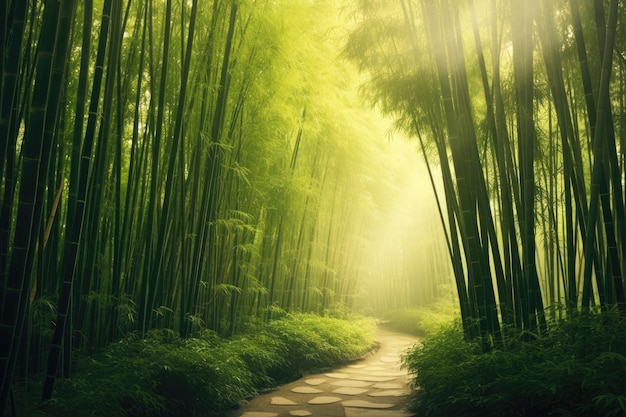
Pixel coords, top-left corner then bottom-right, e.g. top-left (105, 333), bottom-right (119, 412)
top-left (403, 308), bottom-right (626, 417)
top-left (16, 313), bottom-right (375, 417)
top-left (383, 298), bottom-right (460, 337)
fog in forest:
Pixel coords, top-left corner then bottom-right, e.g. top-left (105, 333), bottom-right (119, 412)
top-left (2, 0), bottom-right (626, 416)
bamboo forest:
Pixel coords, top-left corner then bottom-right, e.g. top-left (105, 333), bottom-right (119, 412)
top-left (1, 0), bottom-right (626, 416)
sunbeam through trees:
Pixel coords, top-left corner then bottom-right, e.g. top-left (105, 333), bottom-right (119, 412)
top-left (1, 0), bottom-right (626, 416)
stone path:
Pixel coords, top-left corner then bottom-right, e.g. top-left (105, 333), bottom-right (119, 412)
top-left (227, 327), bottom-right (419, 417)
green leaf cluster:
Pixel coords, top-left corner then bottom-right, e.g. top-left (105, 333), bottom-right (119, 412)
top-left (19, 314), bottom-right (375, 417)
top-left (266, 313), bottom-right (376, 380)
top-left (404, 310), bottom-right (626, 417)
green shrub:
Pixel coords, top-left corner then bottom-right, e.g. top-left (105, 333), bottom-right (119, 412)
top-left (25, 313), bottom-right (375, 417)
top-left (225, 332), bottom-right (285, 389)
top-left (266, 313), bottom-right (376, 380)
top-left (403, 310), bottom-right (626, 417)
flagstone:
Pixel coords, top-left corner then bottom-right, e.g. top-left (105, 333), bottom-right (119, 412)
top-left (368, 390), bottom-right (410, 397)
top-left (362, 366), bottom-right (385, 371)
top-left (271, 397), bottom-right (297, 405)
top-left (331, 379), bottom-right (372, 387)
top-left (332, 386), bottom-right (369, 395)
top-left (304, 378), bottom-right (326, 386)
top-left (342, 399), bottom-right (395, 409)
top-left (325, 372), bottom-right (350, 379)
top-left (350, 375), bottom-right (396, 382)
top-left (337, 367), bottom-right (370, 374)
top-left (291, 386), bottom-right (324, 394)
top-left (307, 396), bottom-right (342, 404)
top-left (230, 328), bottom-right (420, 417)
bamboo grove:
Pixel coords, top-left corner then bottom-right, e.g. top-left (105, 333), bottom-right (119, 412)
top-left (0, 0), bottom-right (453, 410)
top-left (346, 0), bottom-right (626, 347)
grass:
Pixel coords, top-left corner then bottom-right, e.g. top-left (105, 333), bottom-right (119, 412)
top-left (403, 308), bottom-right (626, 417)
top-left (14, 313), bottom-right (376, 417)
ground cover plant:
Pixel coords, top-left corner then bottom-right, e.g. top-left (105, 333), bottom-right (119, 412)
top-left (403, 308), bottom-right (626, 417)
top-left (14, 313), bottom-right (376, 417)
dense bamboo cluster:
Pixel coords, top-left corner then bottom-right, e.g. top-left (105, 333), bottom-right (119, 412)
top-left (346, 0), bottom-right (626, 347)
top-left (0, 0), bottom-right (452, 411)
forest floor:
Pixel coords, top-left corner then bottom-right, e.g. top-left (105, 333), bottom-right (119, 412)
top-left (225, 327), bottom-right (420, 417)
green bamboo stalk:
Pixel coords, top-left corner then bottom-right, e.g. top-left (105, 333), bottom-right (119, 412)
top-left (110, 0), bottom-right (133, 341)
top-left (417, 117), bottom-right (473, 337)
top-left (120, 0), bottom-right (148, 305)
top-left (423, 0), bottom-right (500, 347)
top-left (577, 0), bottom-right (626, 307)
top-left (182, 0), bottom-right (224, 337)
top-left (0, 0), bottom-right (72, 407)
top-left (399, 0), bottom-right (474, 336)
top-left (0, 0), bottom-right (29, 289)
top-left (467, 0), bottom-right (515, 327)
top-left (41, 0), bottom-right (116, 399)
top-left (538, 0), bottom-right (588, 311)
top-left (148, 0), bottom-right (198, 331)
top-left (139, 0), bottom-right (172, 334)
top-left (198, 0), bottom-right (238, 331)
top-left (511, 0), bottom-right (548, 332)
top-left (582, 0), bottom-right (621, 310)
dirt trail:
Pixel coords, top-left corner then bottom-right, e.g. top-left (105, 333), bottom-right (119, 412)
top-left (227, 327), bottom-right (419, 417)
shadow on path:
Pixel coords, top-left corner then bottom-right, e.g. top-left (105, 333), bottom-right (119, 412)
top-left (227, 326), bottom-right (420, 417)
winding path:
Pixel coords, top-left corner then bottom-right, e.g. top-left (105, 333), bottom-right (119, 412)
top-left (227, 327), bottom-right (419, 417)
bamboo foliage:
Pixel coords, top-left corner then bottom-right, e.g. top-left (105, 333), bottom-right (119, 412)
top-left (1, 0), bottom-right (437, 410)
top-left (345, 0), bottom-right (626, 348)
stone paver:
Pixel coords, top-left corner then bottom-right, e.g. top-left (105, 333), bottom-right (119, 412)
top-left (350, 375), bottom-right (396, 382)
top-left (325, 372), bottom-right (350, 379)
top-left (332, 387), bottom-right (369, 395)
top-left (290, 386), bottom-right (323, 394)
top-left (271, 397), bottom-right (297, 405)
top-left (331, 379), bottom-right (372, 388)
top-left (228, 327), bottom-right (419, 417)
top-left (367, 389), bottom-right (411, 397)
top-left (303, 378), bottom-right (326, 386)
top-left (362, 366), bottom-right (385, 371)
top-left (307, 396), bottom-right (343, 404)
top-left (342, 399), bottom-right (395, 409)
